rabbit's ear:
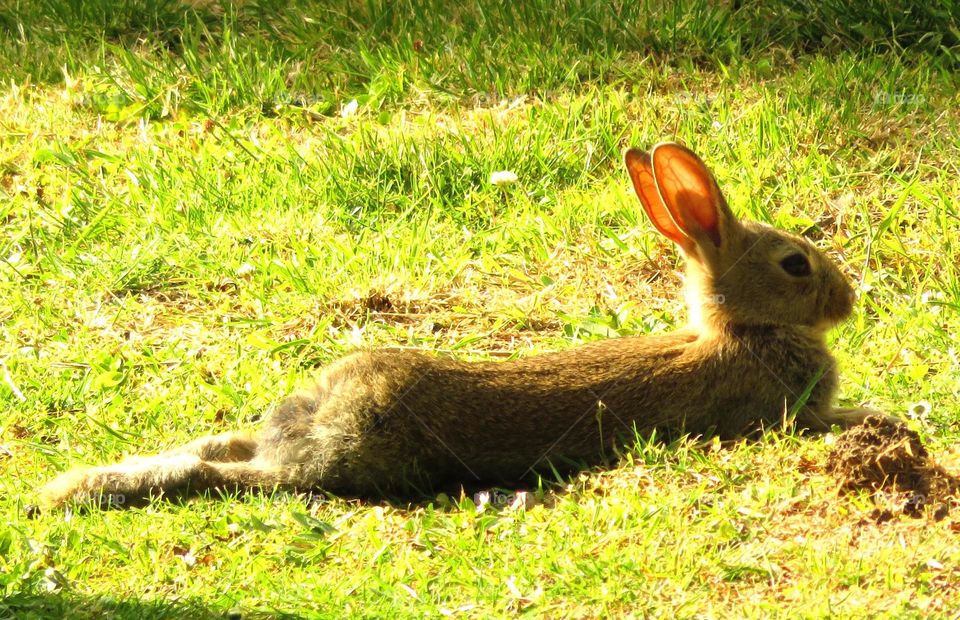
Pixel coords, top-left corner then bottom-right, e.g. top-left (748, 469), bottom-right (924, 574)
top-left (649, 142), bottom-right (737, 249)
top-left (624, 148), bottom-right (692, 251)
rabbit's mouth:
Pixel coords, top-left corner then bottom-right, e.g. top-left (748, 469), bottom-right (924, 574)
top-left (821, 284), bottom-right (856, 326)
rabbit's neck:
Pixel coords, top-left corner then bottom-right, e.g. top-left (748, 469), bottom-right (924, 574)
top-left (683, 261), bottom-right (727, 333)
top-left (685, 286), bottom-right (735, 337)
top-left (702, 315), bottom-right (828, 342)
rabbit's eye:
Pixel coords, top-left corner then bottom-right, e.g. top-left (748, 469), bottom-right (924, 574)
top-left (780, 253), bottom-right (811, 277)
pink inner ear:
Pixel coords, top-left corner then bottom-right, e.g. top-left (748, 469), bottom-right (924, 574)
top-left (670, 166), bottom-right (718, 231)
top-left (653, 147), bottom-right (722, 246)
top-left (624, 149), bottom-right (689, 248)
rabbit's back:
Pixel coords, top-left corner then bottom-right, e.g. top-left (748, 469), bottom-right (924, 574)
top-left (259, 325), bottom-right (836, 492)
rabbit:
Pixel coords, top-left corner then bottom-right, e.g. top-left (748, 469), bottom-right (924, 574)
top-left (40, 142), bottom-right (882, 509)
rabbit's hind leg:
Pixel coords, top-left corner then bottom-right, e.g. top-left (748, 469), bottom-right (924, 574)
top-left (40, 452), bottom-right (210, 509)
top-left (39, 432), bottom-right (265, 509)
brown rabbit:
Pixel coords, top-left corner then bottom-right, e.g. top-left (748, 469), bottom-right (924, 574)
top-left (41, 142), bottom-right (880, 508)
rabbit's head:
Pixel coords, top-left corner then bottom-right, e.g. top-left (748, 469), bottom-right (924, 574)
top-left (624, 143), bottom-right (855, 333)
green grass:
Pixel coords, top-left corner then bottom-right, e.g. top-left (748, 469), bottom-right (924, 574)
top-left (2, 0), bottom-right (960, 617)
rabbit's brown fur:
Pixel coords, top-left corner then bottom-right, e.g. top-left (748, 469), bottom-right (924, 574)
top-left (41, 143), bottom-right (882, 508)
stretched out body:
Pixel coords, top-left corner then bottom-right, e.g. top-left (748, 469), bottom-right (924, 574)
top-left (41, 143), bottom-right (879, 508)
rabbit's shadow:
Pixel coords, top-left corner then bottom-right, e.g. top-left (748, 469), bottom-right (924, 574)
top-left (0, 591), bottom-right (305, 620)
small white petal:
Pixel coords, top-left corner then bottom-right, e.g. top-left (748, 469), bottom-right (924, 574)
top-left (473, 490), bottom-right (491, 512)
top-left (340, 99), bottom-right (359, 117)
top-left (907, 400), bottom-right (931, 419)
top-left (490, 170), bottom-right (518, 186)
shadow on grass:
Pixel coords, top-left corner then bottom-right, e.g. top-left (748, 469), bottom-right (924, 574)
top-left (0, 591), bottom-right (305, 620)
top-left (3, 0), bottom-right (958, 87)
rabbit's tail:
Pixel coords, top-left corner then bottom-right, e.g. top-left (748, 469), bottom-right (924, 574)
top-left (39, 431), bottom-right (293, 509)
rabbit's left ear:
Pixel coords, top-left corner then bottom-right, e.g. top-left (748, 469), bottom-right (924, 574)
top-left (649, 142), bottom-right (739, 249)
top-left (624, 148), bottom-right (693, 252)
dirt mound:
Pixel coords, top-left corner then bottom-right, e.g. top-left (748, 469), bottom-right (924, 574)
top-left (826, 414), bottom-right (960, 519)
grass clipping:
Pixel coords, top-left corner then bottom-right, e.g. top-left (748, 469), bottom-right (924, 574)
top-left (827, 415), bottom-right (960, 520)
